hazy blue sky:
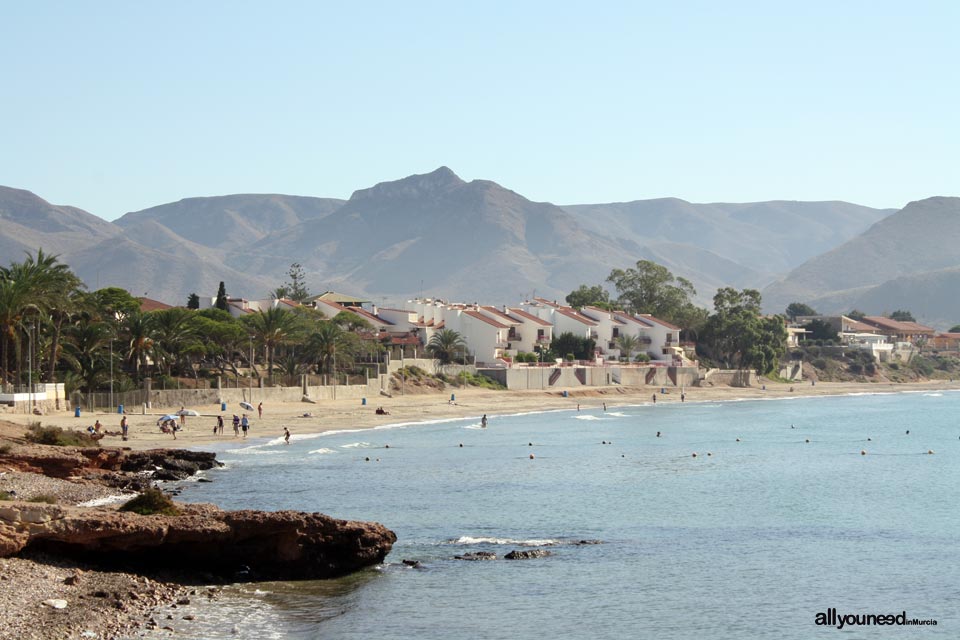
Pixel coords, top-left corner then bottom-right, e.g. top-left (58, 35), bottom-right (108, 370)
top-left (2, 1), bottom-right (957, 219)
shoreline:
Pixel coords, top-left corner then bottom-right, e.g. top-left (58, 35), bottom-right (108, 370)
top-left (5, 379), bottom-right (960, 452)
top-left (2, 379), bottom-right (959, 638)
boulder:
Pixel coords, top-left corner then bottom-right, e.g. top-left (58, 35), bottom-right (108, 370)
top-left (454, 551), bottom-right (497, 561)
top-left (504, 549), bottom-right (552, 560)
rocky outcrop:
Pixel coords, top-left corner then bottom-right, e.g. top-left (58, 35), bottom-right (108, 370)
top-left (504, 549), bottom-right (551, 560)
top-left (0, 501), bottom-right (396, 582)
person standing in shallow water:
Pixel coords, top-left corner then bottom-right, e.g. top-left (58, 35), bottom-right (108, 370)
top-left (284, 427), bottom-right (291, 444)
top-left (217, 415), bottom-right (224, 435)
top-left (232, 414), bottom-right (240, 437)
top-left (481, 415), bottom-right (488, 428)
top-left (241, 414), bottom-right (249, 438)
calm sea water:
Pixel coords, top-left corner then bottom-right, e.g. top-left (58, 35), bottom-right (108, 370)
top-left (160, 391), bottom-right (960, 639)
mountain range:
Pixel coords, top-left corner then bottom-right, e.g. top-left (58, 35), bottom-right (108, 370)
top-left (1, 169), bottom-right (956, 327)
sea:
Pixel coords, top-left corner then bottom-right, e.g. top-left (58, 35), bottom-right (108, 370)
top-left (150, 390), bottom-right (960, 639)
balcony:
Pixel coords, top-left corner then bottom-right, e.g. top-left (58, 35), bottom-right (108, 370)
top-left (536, 335), bottom-right (551, 343)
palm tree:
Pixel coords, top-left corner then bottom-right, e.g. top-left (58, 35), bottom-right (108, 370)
top-left (616, 334), bottom-right (640, 362)
top-left (61, 318), bottom-right (113, 392)
top-left (244, 307), bottom-right (300, 379)
top-left (120, 311), bottom-right (156, 381)
top-left (0, 277), bottom-right (31, 386)
top-left (305, 321), bottom-right (349, 377)
top-left (427, 329), bottom-right (467, 368)
top-left (149, 308), bottom-right (196, 376)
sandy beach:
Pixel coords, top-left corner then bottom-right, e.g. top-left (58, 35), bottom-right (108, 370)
top-left (5, 379), bottom-right (960, 451)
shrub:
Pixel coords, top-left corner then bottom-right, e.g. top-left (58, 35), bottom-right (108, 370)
top-left (812, 358), bottom-right (828, 370)
top-left (0, 444), bottom-right (11, 455)
top-left (24, 424), bottom-right (96, 447)
top-left (28, 494), bottom-right (57, 504)
top-left (119, 488), bottom-right (180, 516)
top-left (634, 353), bottom-right (651, 363)
top-left (0, 491), bottom-right (13, 500)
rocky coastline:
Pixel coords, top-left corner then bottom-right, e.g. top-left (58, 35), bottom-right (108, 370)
top-left (0, 421), bottom-right (396, 639)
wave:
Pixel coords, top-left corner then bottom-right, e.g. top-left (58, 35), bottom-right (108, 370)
top-left (574, 415), bottom-right (603, 421)
top-left (448, 536), bottom-right (559, 547)
top-left (463, 423), bottom-right (485, 430)
top-left (606, 411), bottom-right (627, 417)
top-left (923, 393), bottom-right (943, 397)
top-left (308, 447), bottom-right (336, 455)
top-left (341, 442), bottom-right (371, 449)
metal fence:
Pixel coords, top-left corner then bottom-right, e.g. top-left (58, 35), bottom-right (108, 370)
top-left (72, 389), bottom-right (149, 412)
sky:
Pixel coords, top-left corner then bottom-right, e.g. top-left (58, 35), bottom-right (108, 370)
top-left (2, 1), bottom-right (957, 220)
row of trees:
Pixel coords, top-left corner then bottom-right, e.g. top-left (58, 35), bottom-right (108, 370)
top-left (566, 260), bottom-right (787, 374)
top-left (0, 252), bottom-right (383, 397)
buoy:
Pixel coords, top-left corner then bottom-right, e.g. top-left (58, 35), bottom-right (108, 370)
top-left (860, 450), bottom-right (866, 456)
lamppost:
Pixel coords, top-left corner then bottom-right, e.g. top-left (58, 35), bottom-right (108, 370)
top-left (248, 335), bottom-right (253, 397)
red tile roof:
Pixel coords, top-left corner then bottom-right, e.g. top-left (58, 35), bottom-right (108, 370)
top-left (346, 306), bottom-right (394, 326)
top-left (507, 307), bottom-right (553, 326)
top-left (862, 316), bottom-right (934, 334)
top-left (638, 314), bottom-right (681, 330)
top-left (615, 313), bottom-right (654, 327)
top-left (555, 307), bottom-right (598, 326)
top-left (480, 306), bottom-right (520, 325)
top-left (138, 297), bottom-right (174, 312)
top-left (463, 309), bottom-right (510, 329)
top-left (533, 297), bottom-right (561, 307)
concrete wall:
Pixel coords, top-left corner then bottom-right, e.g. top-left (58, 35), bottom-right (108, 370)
top-left (478, 365), bottom-right (700, 391)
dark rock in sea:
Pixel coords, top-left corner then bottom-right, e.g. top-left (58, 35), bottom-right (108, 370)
top-left (504, 549), bottom-right (552, 560)
top-left (454, 552), bottom-right (497, 561)
top-left (401, 559), bottom-right (423, 568)
top-left (573, 539), bottom-right (603, 546)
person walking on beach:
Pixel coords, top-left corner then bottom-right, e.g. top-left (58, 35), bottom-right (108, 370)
top-left (217, 415), bottom-right (224, 435)
top-left (652, 394), bottom-right (657, 404)
top-left (232, 414), bottom-right (240, 437)
top-left (258, 402), bottom-right (263, 419)
top-left (241, 414), bottom-right (249, 438)
top-left (120, 416), bottom-right (128, 440)
top-left (284, 427), bottom-right (290, 444)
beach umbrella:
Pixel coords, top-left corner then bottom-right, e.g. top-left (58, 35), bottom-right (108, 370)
top-left (158, 414), bottom-right (178, 422)
top-left (178, 409), bottom-right (200, 416)
top-left (239, 401), bottom-right (254, 411)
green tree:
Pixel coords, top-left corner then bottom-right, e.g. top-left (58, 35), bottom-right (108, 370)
top-left (606, 260), bottom-right (697, 324)
top-left (565, 284), bottom-right (611, 310)
top-left (802, 319), bottom-right (838, 342)
top-left (149, 308), bottom-right (197, 376)
top-left (305, 322), bottom-right (356, 376)
top-left (615, 334), bottom-right (640, 361)
top-left (699, 288), bottom-right (786, 375)
top-left (186, 293), bottom-right (200, 310)
top-left (889, 310), bottom-right (915, 322)
top-left (93, 287), bottom-right (141, 317)
top-left (949, 325), bottom-right (960, 333)
top-left (120, 311), bottom-right (156, 381)
top-left (284, 263), bottom-right (310, 303)
top-left (243, 307), bottom-right (300, 379)
top-left (847, 309), bottom-right (866, 321)
top-left (550, 332), bottom-right (596, 361)
top-left (427, 329), bottom-right (468, 367)
top-left (785, 302), bottom-right (817, 320)
top-left (215, 282), bottom-right (228, 311)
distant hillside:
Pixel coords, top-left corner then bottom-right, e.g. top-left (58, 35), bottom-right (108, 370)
top-left (0, 186), bottom-right (119, 258)
top-left (116, 194), bottom-right (345, 251)
top-left (0, 174), bottom-right (905, 308)
top-left (763, 197), bottom-right (960, 321)
top-left (563, 198), bottom-right (892, 280)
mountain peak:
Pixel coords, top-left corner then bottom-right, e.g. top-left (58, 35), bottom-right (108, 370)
top-left (349, 166), bottom-right (465, 201)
